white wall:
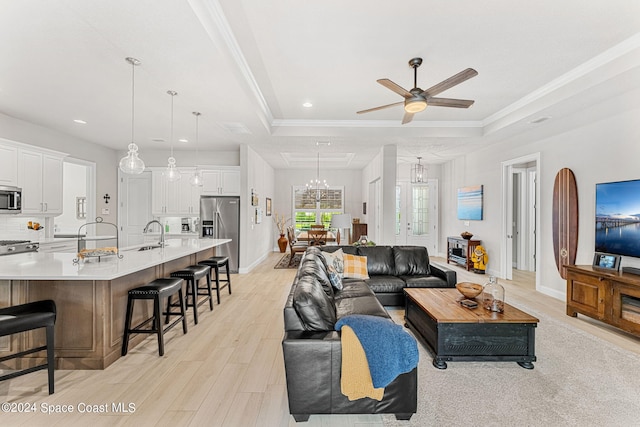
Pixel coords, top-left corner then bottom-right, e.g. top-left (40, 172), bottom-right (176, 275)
top-left (56, 162), bottom-right (87, 234)
top-left (361, 145), bottom-right (397, 245)
top-left (239, 144), bottom-right (275, 272)
top-left (0, 112), bottom-right (117, 224)
top-left (441, 105), bottom-right (640, 299)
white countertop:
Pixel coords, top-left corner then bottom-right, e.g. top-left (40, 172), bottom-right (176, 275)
top-left (0, 238), bottom-right (230, 281)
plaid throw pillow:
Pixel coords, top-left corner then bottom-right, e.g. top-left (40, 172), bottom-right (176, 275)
top-left (327, 265), bottom-right (343, 290)
top-left (342, 254), bottom-right (369, 279)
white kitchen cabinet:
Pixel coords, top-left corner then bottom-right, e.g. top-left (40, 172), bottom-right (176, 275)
top-left (201, 168), bottom-right (240, 196)
top-left (0, 143), bottom-right (18, 186)
top-left (18, 149), bottom-right (64, 215)
top-left (151, 169), bottom-right (201, 215)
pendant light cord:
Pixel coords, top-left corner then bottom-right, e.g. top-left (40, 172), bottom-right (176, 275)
top-left (131, 61), bottom-right (135, 144)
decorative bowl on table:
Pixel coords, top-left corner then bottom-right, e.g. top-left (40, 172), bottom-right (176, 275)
top-left (460, 231), bottom-right (473, 240)
top-left (455, 282), bottom-right (483, 299)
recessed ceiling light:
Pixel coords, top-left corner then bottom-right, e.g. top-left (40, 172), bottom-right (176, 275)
top-left (151, 138), bottom-right (165, 143)
top-left (178, 138), bottom-right (188, 143)
top-left (302, 102), bottom-right (313, 108)
top-left (73, 119), bottom-right (87, 124)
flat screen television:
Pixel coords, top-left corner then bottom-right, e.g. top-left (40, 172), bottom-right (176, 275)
top-left (595, 179), bottom-right (640, 258)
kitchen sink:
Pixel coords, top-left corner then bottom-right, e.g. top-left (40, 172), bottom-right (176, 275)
top-left (137, 244), bottom-right (163, 251)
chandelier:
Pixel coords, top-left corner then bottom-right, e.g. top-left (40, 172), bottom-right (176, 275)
top-left (306, 152), bottom-right (329, 203)
top-left (411, 156), bottom-right (426, 183)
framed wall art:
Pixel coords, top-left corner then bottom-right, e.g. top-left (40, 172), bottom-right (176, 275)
top-left (266, 198), bottom-right (272, 216)
top-left (457, 185), bottom-right (484, 220)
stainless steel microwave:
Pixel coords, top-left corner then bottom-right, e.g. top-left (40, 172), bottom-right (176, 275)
top-left (0, 185), bottom-right (22, 214)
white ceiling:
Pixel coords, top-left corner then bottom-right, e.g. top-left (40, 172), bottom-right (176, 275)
top-left (1, 0), bottom-right (639, 170)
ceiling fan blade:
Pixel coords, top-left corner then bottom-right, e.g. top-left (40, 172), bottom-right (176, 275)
top-left (357, 101), bottom-right (404, 114)
top-left (422, 68), bottom-right (478, 97)
top-left (401, 111), bottom-right (415, 124)
top-left (377, 79), bottom-right (412, 98)
top-left (428, 97), bottom-right (475, 108)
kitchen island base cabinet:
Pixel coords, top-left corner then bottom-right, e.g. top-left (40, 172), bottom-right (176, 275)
top-left (0, 247), bottom-right (215, 370)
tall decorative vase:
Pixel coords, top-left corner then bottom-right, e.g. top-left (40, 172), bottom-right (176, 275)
top-left (278, 234), bottom-right (288, 253)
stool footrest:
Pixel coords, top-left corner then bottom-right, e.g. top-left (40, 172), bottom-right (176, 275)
top-left (0, 363), bottom-right (48, 382)
top-left (0, 345), bottom-right (47, 363)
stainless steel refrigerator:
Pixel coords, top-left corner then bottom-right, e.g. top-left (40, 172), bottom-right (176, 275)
top-left (200, 196), bottom-right (240, 273)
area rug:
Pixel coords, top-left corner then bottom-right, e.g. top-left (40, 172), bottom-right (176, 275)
top-left (383, 302), bottom-right (640, 427)
top-left (274, 253), bottom-right (302, 269)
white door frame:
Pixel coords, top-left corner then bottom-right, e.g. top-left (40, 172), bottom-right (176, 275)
top-left (501, 153), bottom-right (541, 290)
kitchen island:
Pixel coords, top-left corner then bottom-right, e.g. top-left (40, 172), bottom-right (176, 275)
top-left (0, 238), bottom-right (230, 369)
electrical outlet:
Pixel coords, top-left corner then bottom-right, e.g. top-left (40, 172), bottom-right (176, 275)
top-left (464, 221), bottom-right (469, 226)
top-left (102, 208), bottom-right (110, 215)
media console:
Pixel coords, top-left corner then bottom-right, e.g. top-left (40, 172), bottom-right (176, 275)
top-left (566, 265), bottom-right (640, 337)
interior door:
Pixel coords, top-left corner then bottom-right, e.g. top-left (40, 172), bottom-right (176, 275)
top-left (119, 171), bottom-right (151, 247)
top-left (396, 180), bottom-right (438, 253)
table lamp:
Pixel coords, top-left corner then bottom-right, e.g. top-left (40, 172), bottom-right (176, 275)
top-left (330, 214), bottom-right (352, 245)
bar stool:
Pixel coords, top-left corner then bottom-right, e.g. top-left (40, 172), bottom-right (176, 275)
top-left (121, 278), bottom-right (187, 357)
top-left (198, 256), bottom-right (232, 304)
top-left (169, 265), bottom-right (212, 325)
top-left (0, 300), bottom-right (56, 394)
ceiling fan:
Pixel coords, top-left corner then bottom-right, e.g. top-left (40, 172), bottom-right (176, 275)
top-left (357, 57), bottom-right (478, 124)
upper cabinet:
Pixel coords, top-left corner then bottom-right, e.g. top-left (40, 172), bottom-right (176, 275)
top-left (0, 143), bottom-right (18, 186)
top-left (18, 149), bottom-right (64, 215)
top-left (201, 168), bottom-right (240, 196)
top-left (151, 168), bottom-right (202, 216)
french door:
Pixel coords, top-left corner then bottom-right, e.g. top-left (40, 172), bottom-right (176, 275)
top-left (395, 180), bottom-right (438, 253)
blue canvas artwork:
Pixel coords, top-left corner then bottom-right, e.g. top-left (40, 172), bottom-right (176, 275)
top-left (457, 185), bottom-right (483, 220)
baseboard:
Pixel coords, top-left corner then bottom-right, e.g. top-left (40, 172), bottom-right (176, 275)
top-left (537, 285), bottom-right (565, 301)
top-left (238, 251), bottom-right (271, 274)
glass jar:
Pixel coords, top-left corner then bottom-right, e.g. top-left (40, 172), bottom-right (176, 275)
top-left (482, 276), bottom-right (505, 313)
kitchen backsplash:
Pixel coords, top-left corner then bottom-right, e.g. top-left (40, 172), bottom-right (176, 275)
top-left (0, 216), bottom-right (47, 240)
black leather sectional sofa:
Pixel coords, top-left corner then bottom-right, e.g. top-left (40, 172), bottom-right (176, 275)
top-left (282, 245), bottom-right (456, 422)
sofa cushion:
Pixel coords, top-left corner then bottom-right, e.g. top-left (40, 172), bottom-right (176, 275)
top-left (335, 295), bottom-right (390, 320)
top-left (357, 246), bottom-right (396, 276)
top-left (299, 251), bottom-right (334, 298)
top-left (293, 274), bottom-right (337, 331)
top-left (343, 254), bottom-right (370, 279)
top-left (321, 245), bottom-right (359, 256)
top-left (333, 280), bottom-right (376, 300)
top-left (393, 246), bottom-right (431, 276)
top-left (364, 275), bottom-right (407, 294)
top-left (401, 275), bottom-right (449, 288)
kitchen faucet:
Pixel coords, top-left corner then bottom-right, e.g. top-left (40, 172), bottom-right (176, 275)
top-left (143, 220), bottom-right (165, 247)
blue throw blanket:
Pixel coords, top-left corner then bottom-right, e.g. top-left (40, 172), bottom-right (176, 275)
top-left (335, 314), bottom-right (419, 388)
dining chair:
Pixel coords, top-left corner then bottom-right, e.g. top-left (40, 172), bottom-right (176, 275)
top-left (308, 229), bottom-right (327, 246)
top-left (287, 227), bottom-right (308, 266)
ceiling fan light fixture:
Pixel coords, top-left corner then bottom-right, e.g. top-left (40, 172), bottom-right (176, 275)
top-left (404, 98), bottom-right (427, 113)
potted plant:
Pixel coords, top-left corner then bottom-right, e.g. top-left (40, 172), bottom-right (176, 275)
top-left (273, 213), bottom-right (290, 253)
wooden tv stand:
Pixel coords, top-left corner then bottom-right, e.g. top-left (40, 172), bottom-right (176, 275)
top-left (566, 265), bottom-right (640, 337)
top-left (447, 237), bottom-right (481, 271)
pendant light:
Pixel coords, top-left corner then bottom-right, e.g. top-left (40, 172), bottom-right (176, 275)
top-left (189, 111), bottom-right (203, 187)
top-left (119, 57), bottom-right (145, 174)
top-left (165, 90), bottom-right (181, 182)
top-left (411, 156), bottom-right (426, 183)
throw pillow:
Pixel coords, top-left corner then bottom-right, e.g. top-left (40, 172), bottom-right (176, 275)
top-left (343, 254), bottom-right (369, 279)
top-left (322, 249), bottom-right (344, 276)
top-left (327, 265), bottom-right (343, 291)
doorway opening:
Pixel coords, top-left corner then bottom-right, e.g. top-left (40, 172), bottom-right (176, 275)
top-left (501, 153), bottom-right (540, 291)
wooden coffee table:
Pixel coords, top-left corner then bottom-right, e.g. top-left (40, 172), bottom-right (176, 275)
top-left (404, 288), bottom-right (539, 369)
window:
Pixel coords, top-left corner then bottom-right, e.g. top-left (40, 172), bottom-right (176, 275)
top-left (412, 185), bottom-right (430, 236)
top-left (293, 186), bottom-right (344, 229)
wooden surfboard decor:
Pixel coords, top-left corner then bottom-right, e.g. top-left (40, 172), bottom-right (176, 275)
top-left (552, 168), bottom-right (578, 279)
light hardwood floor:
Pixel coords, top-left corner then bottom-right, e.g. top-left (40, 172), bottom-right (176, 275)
top-left (1, 253), bottom-right (638, 426)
